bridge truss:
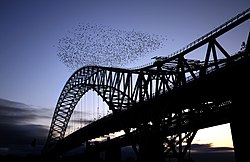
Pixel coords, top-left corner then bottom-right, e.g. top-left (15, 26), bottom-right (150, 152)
top-left (43, 8), bottom-right (250, 162)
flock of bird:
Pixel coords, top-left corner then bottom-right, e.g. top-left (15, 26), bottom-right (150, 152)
top-left (57, 23), bottom-right (167, 71)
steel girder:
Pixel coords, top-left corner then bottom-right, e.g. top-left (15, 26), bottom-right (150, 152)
top-left (44, 65), bottom-right (184, 149)
top-left (43, 8), bottom-right (250, 154)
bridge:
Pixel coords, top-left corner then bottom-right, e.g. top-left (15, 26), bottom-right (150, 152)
top-left (42, 8), bottom-right (250, 162)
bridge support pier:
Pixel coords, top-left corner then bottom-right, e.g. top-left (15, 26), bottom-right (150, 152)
top-left (137, 124), bottom-right (165, 162)
top-left (231, 68), bottom-right (249, 162)
top-left (104, 137), bottom-right (121, 162)
top-left (231, 95), bottom-right (248, 162)
top-left (105, 146), bottom-right (121, 162)
top-left (84, 141), bottom-right (101, 161)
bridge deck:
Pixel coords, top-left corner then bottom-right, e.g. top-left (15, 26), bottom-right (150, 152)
top-left (50, 50), bottom-right (250, 155)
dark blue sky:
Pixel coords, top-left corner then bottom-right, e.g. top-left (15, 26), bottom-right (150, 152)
top-left (0, 0), bottom-right (249, 107)
top-left (0, 0), bottom-right (249, 157)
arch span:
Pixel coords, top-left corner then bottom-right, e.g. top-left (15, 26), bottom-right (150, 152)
top-left (45, 66), bottom-right (138, 146)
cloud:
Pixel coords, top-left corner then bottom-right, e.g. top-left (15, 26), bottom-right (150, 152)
top-left (190, 143), bottom-right (234, 152)
top-left (0, 98), bottom-right (53, 156)
top-left (0, 98), bottom-right (234, 157)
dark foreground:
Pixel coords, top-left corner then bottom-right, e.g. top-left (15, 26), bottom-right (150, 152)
top-left (0, 152), bottom-right (235, 162)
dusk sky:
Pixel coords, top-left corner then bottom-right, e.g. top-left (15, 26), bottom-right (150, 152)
top-left (0, 0), bottom-right (249, 158)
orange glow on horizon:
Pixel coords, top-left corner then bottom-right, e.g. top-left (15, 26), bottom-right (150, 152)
top-left (193, 123), bottom-right (234, 148)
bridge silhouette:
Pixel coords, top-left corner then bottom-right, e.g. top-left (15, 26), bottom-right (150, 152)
top-left (42, 8), bottom-right (250, 162)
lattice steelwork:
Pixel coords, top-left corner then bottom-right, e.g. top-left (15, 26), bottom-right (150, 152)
top-left (43, 8), bottom-right (250, 156)
top-left (45, 65), bottom-right (186, 146)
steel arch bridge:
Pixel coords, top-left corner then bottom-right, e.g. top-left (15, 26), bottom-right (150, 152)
top-left (43, 8), bottom-right (250, 162)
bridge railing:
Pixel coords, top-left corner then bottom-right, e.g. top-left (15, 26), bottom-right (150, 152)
top-left (168, 8), bottom-right (249, 57)
top-left (149, 49), bottom-right (248, 100)
top-left (129, 7), bottom-right (250, 71)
